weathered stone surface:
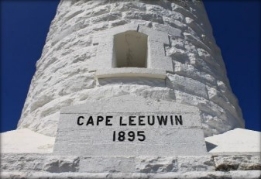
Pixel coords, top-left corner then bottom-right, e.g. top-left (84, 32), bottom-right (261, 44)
top-left (214, 155), bottom-right (261, 171)
top-left (54, 95), bottom-right (207, 156)
top-left (1, 154), bottom-right (260, 178)
top-left (167, 74), bottom-right (208, 98)
top-left (178, 156), bottom-right (215, 172)
top-left (1, 170), bottom-right (261, 179)
top-left (1, 154), bottom-right (79, 173)
top-left (17, 0), bottom-right (244, 138)
top-left (230, 170), bottom-right (261, 179)
top-left (80, 157), bottom-right (136, 173)
top-left (135, 157), bottom-right (178, 173)
top-left (80, 157), bottom-right (179, 173)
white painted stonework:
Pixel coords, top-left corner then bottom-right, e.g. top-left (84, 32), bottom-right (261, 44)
top-left (1, 128), bottom-right (260, 178)
top-left (1, 128), bottom-right (260, 155)
top-left (2, 0), bottom-right (260, 178)
top-left (54, 95), bottom-right (207, 156)
top-left (16, 0), bottom-right (244, 138)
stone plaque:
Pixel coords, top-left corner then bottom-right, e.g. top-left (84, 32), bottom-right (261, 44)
top-left (54, 95), bottom-right (207, 156)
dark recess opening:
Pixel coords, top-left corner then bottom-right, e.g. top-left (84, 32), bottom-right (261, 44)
top-left (114, 31), bottom-right (148, 68)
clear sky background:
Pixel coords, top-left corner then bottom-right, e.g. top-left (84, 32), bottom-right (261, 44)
top-left (1, 1), bottom-right (260, 133)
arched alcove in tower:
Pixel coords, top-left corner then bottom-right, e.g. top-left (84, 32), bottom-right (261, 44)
top-left (113, 31), bottom-right (148, 68)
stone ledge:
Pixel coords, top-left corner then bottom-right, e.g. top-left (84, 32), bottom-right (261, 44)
top-left (96, 68), bottom-right (166, 79)
top-left (1, 171), bottom-right (261, 179)
top-left (2, 128), bottom-right (260, 155)
top-left (1, 129), bottom-right (55, 153)
top-left (1, 154), bottom-right (260, 174)
top-left (205, 128), bottom-right (261, 156)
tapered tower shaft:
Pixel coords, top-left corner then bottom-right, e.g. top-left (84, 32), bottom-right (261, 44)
top-left (18, 0), bottom-right (244, 137)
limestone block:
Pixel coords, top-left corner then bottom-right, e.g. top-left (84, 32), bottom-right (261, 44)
top-left (36, 112), bottom-right (60, 136)
top-left (206, 85), bottom-right (236, 112)
top-left (135, 157), bottom-right (178, 173)
top-left (124, 11), bottom-right (164, 24)
top-left (178, 156), bottom-right (215, 172)
top-left (60, 95), bottom-right (197, 114)
top-left (174, 61), bottom-right (217, 85)
top-left (148, 42), bottom-right (173, 71)
top-left (54, 95), bottom-right (207, 156)
top-left (42, 156), bottom-right (79, 173)
top-left (1, 154), bottom-right (79, 173)
top-left (80, 157), bottom-right (136, 173)
top-left (167, 74), bottom-right (208, 98)
top-left (110, 19), bottom-right (129, 27)
top-left (152, 23), bottom-right (182, 37)
top-left (230, 170), bottom-right (261, 179)
top-left (139, 25), bottom-right (169, 44)
top-left (214, 156), bottom-right (261, 171)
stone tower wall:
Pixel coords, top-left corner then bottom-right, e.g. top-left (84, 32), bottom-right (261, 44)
top-left (17, 0), bottom-right (244, 137)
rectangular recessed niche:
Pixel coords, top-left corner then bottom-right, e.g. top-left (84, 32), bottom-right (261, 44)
top-left (113, 31), bottom-right (148, 68)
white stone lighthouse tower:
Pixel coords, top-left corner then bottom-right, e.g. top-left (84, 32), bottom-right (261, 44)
top-left (17, 0), bottom-right (244, 137)
top-left (2, 1), bottom-right (261, 178)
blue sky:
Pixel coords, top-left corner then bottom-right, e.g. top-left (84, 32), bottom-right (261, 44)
top-left (1, 1), bottom-right (260, 132)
